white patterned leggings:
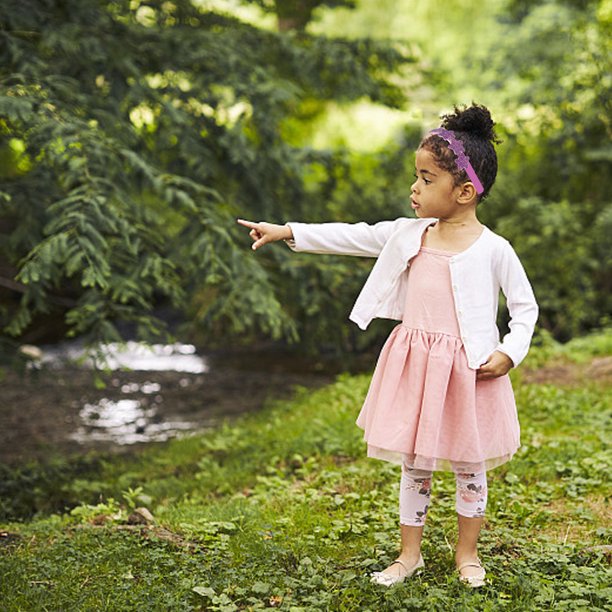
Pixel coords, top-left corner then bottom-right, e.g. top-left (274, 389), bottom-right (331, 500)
top-left (399, 464), bottom-right (488, 526)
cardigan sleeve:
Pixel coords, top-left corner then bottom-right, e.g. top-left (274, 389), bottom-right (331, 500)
top-left (496, 241), bottom-right (539, 367)
top-left (284, 218), bottom-right (410, 257)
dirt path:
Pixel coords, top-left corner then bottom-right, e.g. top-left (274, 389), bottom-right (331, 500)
top-left (522, 356), bottom-right (612, 386)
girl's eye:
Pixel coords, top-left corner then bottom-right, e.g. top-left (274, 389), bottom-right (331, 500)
top-left (414, 173), bottom-right (431, 185)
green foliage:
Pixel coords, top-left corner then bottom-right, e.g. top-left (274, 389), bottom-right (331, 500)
top-left (0, 455), bottom-right (107, 520)
top-left (477, 0), bottom-right (612, 339)
top-left (69, 498), bottom-right (123, 524)
top-left (317, 0), bottom-right (612, 343)
top-left (494, 198), bottom-right (604, 338)
top-left (0, 0), bottom-right (417, 353)
top-left (525, 325), bottom-right (612, 368)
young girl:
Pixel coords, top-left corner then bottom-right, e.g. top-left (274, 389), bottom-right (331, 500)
top-left (237, 104), bottom-right (538, 588)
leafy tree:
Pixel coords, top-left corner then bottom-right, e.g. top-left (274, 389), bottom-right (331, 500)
top-left (0, 0), bottom-right (418, 356)
top-left (2, 0), bottom-right (608, 363)
top-left (478, 0), bottom-right (612, 338)
top-left (313, 0), bottom-right (611, 340)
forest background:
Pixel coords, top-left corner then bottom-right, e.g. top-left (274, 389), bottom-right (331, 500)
top-left (1, 0), bottom-right (610, 365)
top-left (1, 2), bottom-right (611, 610)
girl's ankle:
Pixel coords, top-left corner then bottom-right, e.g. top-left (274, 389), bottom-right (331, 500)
top-left (399, 550), bottom-right (422, 563)
top-left (455, 550), bottom-right (479, 563)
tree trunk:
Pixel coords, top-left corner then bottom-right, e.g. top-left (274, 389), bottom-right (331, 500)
top-left (275, 0), bottom-right (317, 32)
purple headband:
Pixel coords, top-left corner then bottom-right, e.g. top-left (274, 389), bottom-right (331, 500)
top-left (429, 127), bottom-right (484, 195)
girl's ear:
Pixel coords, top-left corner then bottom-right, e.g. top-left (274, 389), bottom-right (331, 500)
top-left (457, 182), bottom-right (479, 205)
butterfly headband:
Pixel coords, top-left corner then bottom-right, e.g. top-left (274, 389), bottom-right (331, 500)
top-left (429, 127), bottom-right (484, 195)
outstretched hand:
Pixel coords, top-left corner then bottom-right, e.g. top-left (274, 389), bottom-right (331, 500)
top-left (476, 351), bottom-right (514, 381)
top-left (236, 219), bottom-right (293, 251)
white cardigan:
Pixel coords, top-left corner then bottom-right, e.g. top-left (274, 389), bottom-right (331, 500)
top-left (286, 217), bottom-right (538, 369)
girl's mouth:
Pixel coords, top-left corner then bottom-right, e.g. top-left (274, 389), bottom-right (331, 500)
top-left (411, 200), bottom-right (420, 209)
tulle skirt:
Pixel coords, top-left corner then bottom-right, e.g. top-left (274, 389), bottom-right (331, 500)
top-left (355, 325), bottom-right (520, 473)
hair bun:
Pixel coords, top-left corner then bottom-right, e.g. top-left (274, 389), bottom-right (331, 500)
top-left (441, 103), bottom-right (500, 144)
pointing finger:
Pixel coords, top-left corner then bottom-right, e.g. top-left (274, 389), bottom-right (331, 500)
top-left (237, 218), bottom-right (259, 230)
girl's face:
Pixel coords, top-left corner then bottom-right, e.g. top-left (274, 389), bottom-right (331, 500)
top-left (410, 148), bottom-right (462, 219)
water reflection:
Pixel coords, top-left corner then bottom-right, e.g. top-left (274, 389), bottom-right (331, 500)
top-left (41, 341), bottom-right (209, 373)
top-left (120, 381), bottom-right (161, 394)
top-left (70, 397), bottom-right (196, 445)
top-left (4, 340), bottom-right (337, 463)
top-left (101, 342), bottom-right (208, 373)
top-left (38, 341), bottom-right (209, 445)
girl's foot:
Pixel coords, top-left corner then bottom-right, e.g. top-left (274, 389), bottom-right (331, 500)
top-left (370, 554), bottom-right (424, 586)
top-left (456, 557), bottom-right (486, 588)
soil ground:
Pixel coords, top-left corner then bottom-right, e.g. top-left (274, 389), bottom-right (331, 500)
top-left (522, 355), bottom-right (612, 386)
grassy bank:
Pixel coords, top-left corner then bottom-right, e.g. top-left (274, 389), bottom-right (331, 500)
top-left (1, 332), bottom-right (611, 611)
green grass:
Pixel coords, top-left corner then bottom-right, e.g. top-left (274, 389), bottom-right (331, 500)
top-left (1, 335), bottom-right (611, 611)
top-left (523, 325), bottom-right (612, 369)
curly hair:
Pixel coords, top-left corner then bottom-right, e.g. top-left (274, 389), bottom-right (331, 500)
top-left (420, 104), bottom-right (501, 201)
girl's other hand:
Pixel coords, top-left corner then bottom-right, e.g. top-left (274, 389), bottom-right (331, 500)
top-left (476, 351), bottom-right (514, 380)
top-left (236, 219), bottom-right (293, 250)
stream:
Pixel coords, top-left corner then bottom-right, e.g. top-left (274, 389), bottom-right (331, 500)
top-left (0, 340), bottom-right (372, 466)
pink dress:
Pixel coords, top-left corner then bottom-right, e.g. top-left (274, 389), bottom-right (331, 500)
top-left (356, 246), bottom-right (520, 473)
